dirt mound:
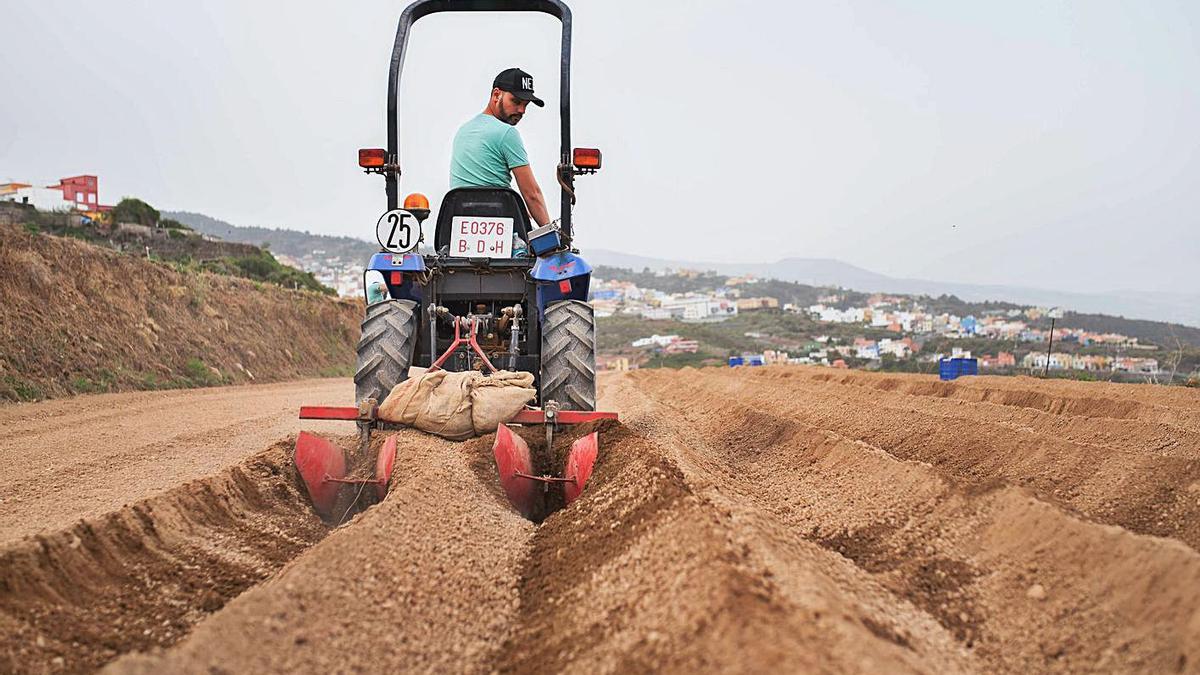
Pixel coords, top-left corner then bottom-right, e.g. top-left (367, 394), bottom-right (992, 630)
top-left (0, 442), bottom-right (327, 673)
top-left (0, 223), bottom-right (361, 402)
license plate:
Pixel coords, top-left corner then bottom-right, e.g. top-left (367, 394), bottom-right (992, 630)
top-left (449, 216), bottom-right (513, 258)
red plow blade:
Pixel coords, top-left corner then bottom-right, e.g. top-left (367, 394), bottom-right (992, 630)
top-left (563, 432), bottom-right (598, 505)
top-left (493, 425), bottom-right (537, 520)
top-left (375, 435), bottom-right (397, 500)
top-left (293, 432), bottom-right (397, 519)
top-left (294, 431), bottom-right (346, 518)
top-left (492, 425), bottom-right (601, 520)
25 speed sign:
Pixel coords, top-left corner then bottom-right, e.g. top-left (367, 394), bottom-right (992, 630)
top-left (375, 209), bottom-right (420, 253)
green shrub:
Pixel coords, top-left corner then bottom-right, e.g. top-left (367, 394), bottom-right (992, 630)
top-left (111, 197), bottom-right (160, 226)
top-left (200, 250), bottom-right (333, 295)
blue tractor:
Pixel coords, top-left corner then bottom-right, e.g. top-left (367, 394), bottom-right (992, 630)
top-left (353, 0), bottom-right (601, 414)
top-left (293, 0), bottom-right (615, 522)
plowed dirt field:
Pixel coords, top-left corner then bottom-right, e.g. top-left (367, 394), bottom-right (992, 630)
top-left (2, 367), bottom-right (1198, 673)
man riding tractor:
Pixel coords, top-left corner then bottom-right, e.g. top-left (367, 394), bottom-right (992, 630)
top-left (449, 67), bottom-right (552, 256)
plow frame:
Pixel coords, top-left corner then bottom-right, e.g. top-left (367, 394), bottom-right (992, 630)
top-left (296, 402), bottom-right (616, 519)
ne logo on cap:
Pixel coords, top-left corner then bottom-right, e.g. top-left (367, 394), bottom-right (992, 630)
top-left (521, 76), bottom-right (533, 90)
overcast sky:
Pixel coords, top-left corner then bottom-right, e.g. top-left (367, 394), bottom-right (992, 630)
top-left (2, 1), bottom-right (1197, 295)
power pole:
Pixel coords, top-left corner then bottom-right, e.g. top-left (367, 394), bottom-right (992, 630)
top-left (1044, 317), bottom-right (1055, 377)
top-left (1043, 307), bottom-right (1061, 378)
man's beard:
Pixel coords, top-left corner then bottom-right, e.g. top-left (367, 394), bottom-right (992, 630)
top-left (500, 101), bottom-right (523, 125)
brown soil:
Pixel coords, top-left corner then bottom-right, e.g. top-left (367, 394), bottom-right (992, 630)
top-left (3, 367), bottom-right (1199, 673)
top-left (0, 223), bottom-right (361, 402)
top-left (0, 442), bottom-right (327, 673)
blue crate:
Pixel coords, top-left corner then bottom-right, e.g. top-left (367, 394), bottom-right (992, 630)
top-left (939, 357), bottom-right (978, 380)
top-left (728, 356), bottom-right (745, 367)
top-left (528, 223), bottom-right (564, 256)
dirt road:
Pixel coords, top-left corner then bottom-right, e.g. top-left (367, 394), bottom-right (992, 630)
top-left (3, 368), bottom-right (1199, 673)
top-left (0, 378), bottom-right (349, 544)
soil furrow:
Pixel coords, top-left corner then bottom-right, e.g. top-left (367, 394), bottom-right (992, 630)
top-left (4, 369), bottom-right (1199, 673)
top-left (630, 368), bottom-right (1200, 550)
top-left (791, 369), bottom-right (1200, 425)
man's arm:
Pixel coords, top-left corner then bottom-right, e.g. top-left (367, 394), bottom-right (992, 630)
top-left (512, 165), bottom-right (551, 227)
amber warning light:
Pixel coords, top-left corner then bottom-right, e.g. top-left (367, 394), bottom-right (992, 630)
top-left (403, 192), bottom-right (431, 223)
top-left (572, 147), bottom-right (602, 171)
top-left (403, 193), bottom-right (429, 210)
top-left (358, 148), bottom-right (386, 168)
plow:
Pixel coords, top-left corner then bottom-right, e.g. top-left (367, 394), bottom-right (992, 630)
top-left (294, 394), bottom-right (616, 521)
top-left (290, 0), bottom-right (616, 520)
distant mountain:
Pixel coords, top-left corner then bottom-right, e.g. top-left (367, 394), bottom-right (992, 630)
top-left (587, 249), bottom-right (1200, 328)
top-left (165, 211), bottom-right (377, 262)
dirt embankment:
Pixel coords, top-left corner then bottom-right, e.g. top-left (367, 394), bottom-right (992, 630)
top-left (0, 223), bottom-right (362, 402)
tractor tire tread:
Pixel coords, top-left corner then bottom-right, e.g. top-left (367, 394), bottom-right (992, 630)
top-left (540, 300), bottom-right (596, 411)
top-left (355, 299), bottom-right (418, 405)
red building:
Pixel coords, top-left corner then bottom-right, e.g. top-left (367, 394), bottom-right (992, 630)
top-left (47, 175), bottom-right (107, 211)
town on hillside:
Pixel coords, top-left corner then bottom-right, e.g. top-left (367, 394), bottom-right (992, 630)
top-left (589, 267), bottom-right (1196, 384)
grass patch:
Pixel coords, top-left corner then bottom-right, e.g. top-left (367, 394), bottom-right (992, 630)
top-left (2, 375), bottom-right (44, 402)
top-left (70, 368), bottom-right (117, 394)
top-left (184, 357), bottom-right (223, 387)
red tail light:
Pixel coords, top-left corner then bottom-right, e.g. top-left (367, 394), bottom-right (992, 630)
top-left (390, 271), bottom-right (403, 285)
top-left (572, 147), bottom-right (602, 170)
top-left (359, 148), bottom-right (386, 168)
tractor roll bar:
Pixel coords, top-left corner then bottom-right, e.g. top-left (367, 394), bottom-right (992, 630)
top-left (387, 0), bottom-right (575, 240)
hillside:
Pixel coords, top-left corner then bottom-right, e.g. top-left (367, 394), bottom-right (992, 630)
top-left (165, 211), bottom-right (378, 262)
top-left (0, 223), bottom-right (362, 402)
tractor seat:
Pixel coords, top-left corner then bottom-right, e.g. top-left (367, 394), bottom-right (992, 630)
top-left (433, 187), bottom-right (533, 254)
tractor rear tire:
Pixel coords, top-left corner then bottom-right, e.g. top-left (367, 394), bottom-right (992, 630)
top-left (355, 299), bottom-right (419, 406)
top-left (540, 300), bottom-right (597, 411)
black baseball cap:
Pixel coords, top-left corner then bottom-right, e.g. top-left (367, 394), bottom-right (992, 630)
top-left (492, 68), bottom-right (545, 107)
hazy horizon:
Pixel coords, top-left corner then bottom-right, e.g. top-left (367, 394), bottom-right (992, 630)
top-left (3, 1), bottom-right (1197, 296)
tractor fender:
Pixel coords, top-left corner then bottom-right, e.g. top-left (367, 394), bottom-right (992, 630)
top-left (367, 252), bottom-right (427, 303)
top-left (532, 251), bottom-right (591, 318)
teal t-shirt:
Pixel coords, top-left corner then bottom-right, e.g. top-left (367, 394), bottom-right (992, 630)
top-left (449, 114), bottom-right (529, 189)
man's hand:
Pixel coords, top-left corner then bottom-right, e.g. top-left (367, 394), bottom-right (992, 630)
top-left (512, 164), bottom-right (551, 226)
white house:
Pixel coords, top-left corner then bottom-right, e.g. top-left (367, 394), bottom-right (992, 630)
top-left (0, 185), bottom-right (74, 211)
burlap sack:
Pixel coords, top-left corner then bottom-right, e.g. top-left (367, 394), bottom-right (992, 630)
top-left (376, 370), bottom-right (447, 425)
top-left (377, 369), bottom-right (533, 441)
top-left (471, 371), bottom-right (537, 435)
top-left (411, 370), bottom-right (478, 440)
